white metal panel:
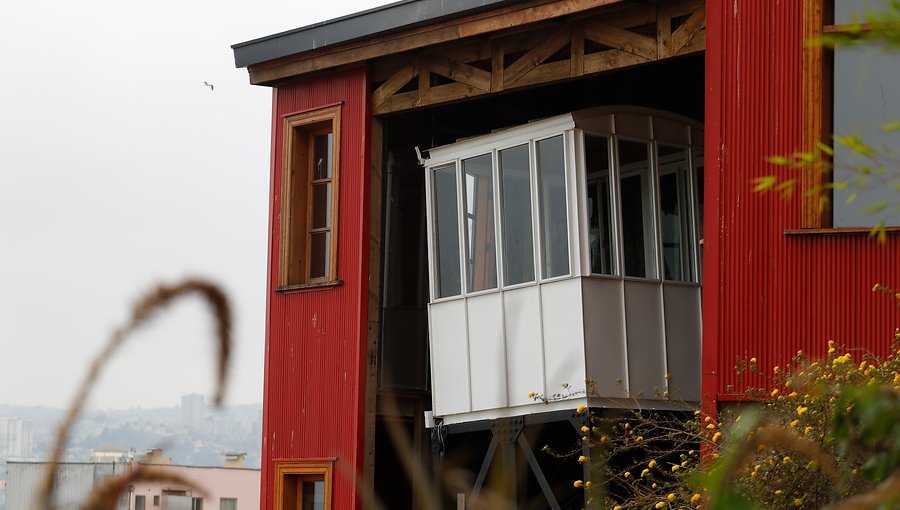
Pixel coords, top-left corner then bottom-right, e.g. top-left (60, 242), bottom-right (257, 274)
top-left (653, 117), bottom-right (690, 145)
top-left (541, 278), bottom-right (586, 396)
top-left (613, 113), bottom-right (652, 140)
top-left (582, 278), bottom-right (629, 398)
top-left (467, 293), bottom-right (508, 411)
top-left (624, 280), bottom-right (667, 399)
top-left (663, 284), bottom-right (702, 401)
top-left (503, 285), bottom-right (545, 406)
top-left (429, 300), bottom-right (471, 416)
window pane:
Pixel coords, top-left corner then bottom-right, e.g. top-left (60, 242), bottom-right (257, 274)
top-left (136, 496), bottom-right (146, 510)
top-left (657, 145), bottom-right (694, 282)
top-left (463, 154), bottom-right (497, 292)
top-left (585, 135), bottom-right (614, 275)
top-left (311, 183), bottom-right (332, 229)
top-left (536, 136), bottom-right (570, 278)
top-left (833, 44), bottom-right (900, 227)
top-left (618, 140), bottom-right (656, 278)
top-left (219, 499), bottom-right (236, 510)
top-left (309, 231), bottom-right (330, 279)
top-left (312, 133), bottom-right (333, 180)
top-left (301, 481), bottom-right (325, 510)
top-left (499, 145), bottom-right (535, 285)
top-left (433, 164), bottom-right (462, 298)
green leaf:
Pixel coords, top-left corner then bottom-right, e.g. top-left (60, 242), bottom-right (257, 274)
top-left (766, 155), bottom-right (791, 166)
top-left (846, 191), bottom-right (859, 205)
top-left (881, 119), bottom-right (900, 132)
top-left (816, 141), bottom-right (835, 156)
top-left (752, 176), bottom-right (778, 192)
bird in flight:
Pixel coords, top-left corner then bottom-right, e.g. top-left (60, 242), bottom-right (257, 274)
top-left (202, 81), bottom-right (215, 91)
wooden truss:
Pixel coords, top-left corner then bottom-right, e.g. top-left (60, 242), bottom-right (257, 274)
top-left (371, 0), bottom-right (704, 115)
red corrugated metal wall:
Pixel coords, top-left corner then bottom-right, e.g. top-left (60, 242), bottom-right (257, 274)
top-left (703, 1), bottom-right (900, 407)
top-left (261, 66), bottom-right (371, 510)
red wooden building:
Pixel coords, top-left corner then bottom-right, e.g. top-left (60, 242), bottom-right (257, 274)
top-left (232, 1), bottom-right (899, 508)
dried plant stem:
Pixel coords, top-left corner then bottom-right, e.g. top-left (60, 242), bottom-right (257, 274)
top-left (824, 470), bottom-right (900, 510)
top-left (81, 465), bottom-right (203, 510)
top-left (34, 279), bottom-right (232, 510)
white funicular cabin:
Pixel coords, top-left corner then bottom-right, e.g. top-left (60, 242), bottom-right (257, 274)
top-left (424, 108), bottom-right (703, 425)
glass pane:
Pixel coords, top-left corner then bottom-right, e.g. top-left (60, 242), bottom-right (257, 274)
top-left (312, 133), bottom-right (333, 180)
top-left (657, 145), bottom-right (694, 282)
top-left (499, 144), bottom-right (535, 285)
top-left (585, 135), bottom-right (614, 275)
top-left (833, 44), bottom-right (900, 227)
top-left (433, 164), bottom-right (462, 298)
top-left (309, 231), bottom-right (330, 279)
top-left (301, 481), bottom-right (325, 510)
top-left (311, 183), bottom-right (332, 229)
top-left (463, 154), bottom-right (497, 292)
top-left (618, 140), bottom-right (656, 278)
top-left (536, 136), bottom-right (570, 278)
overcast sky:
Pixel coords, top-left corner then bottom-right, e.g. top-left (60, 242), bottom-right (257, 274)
top-left (0, 0), bottom-right (391, 410)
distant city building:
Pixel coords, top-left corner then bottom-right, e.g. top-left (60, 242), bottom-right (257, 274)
top-left (180, 394), bottom-right (206, 431)
top-left (0, 419), bottom-right (33, 460)
top-left (7, 455), bottom-right (259, 510)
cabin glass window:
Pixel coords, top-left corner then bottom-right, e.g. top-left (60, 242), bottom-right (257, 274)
top-left (433, 164), bottom-right (462, 298)
top-left (585, 135), bottom-right (615, 275)
top-left (657, 144), bottom-right (695, 282)
top-left (536, 135), bottom-right (570, 278)
top-left (462, 154), bottom-right (498, 292)
top-left (618, 140), bottom-right (657, 278)
top-left (499, 144), bottom-right (535, 285)
top-left (279, 106), bottom-right (341, 289)
top-left (219, 499), bottom-right (237, 510)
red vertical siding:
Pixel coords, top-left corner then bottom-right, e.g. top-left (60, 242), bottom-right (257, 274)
top-left (704, 1), bottom-right (900, 406)
top-left (261, 67), bottom-right (371, 510)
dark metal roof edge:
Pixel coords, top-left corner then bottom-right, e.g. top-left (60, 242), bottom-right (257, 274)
top-left (231, 0), bottom-right (513, 69)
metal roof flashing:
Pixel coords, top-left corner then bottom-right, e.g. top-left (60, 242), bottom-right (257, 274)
top-left (231, 0), bottom-right (515, 69)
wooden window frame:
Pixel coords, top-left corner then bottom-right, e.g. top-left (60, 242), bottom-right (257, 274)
top-left (273, 460), bottom-right (334, 510)
top-left (279, 105), bottom-right (342, 290)
top-left (799, 0), bottom-right (900, 233)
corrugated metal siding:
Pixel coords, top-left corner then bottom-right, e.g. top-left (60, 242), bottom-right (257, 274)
top-left (704, 1), bottom-right (900, 404)
top-left (263, 67), bottom-right (370, 510)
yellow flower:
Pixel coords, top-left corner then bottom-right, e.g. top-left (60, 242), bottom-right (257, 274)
top-left (585, 481), bottom-right (592, 488)
top-left (804, 426), bottom-right (813, 435)
top-left (796, 406), bottom-right (808, 416)
top-left (668, 493), bottom-right (676, 502)
top-left (528, 391), bottom-right (536, 399)
top-left (775, 489), bottom-right (783, 495)
top-left (671, 465), bottom-right (680, 472)
top-left (576, 405), bottom-right (586, 414)
top-left (635, 436), bottom-right (643, 442)
top-left (641, 469), bottom-right (650, 477)
top-left (750, 357), bottom-right (757, 364)
top-left (771, 388), bottom-right (779, 397)
top-left (706, 423), bottom-right (716, 430)
top-left (712, 431), bottom-right (722, 442)
top-left (790, 419), bottom-right (800, 427)
top-left (783, 456), bottom-right (791, 464)
top-left (624, 471), bottom-right (631, 478)
top-left (600, 435), bottom-right (608, 444)
top-left (581, 425), bottom-right (590, 433)
top-left (655, 502), bottom-right (666, 509)
top-left (577, 455), bottom-right (587, 464)
top-left (652, 483), bottom-right (658, 488)
top-left (614, 507), bottom-right (622, 510)
top-left (793, 499), bottom-right (803, 507)
top-left (750, 471), bottom-right (757, 478)
top-left (691, 494), bottom-right (702, 505)
top-left (573, 480), bottom-right (584, 488)
top-left (649, 460), bottom-right (657, 468)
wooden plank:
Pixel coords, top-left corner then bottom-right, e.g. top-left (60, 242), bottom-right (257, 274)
top-left (583, 48), bottom-right (649, 74)
top-left (570, 22), bottom-right (585, 76)
top-left (583, 20), bottom-right (657, 59)
top-left (363, 117), bottom-right (383, 506)
top-left (491, 39), bottom-right (505, 92)
top-left (675, 29), bottom-right (706, 55)
top-left (513, 59), bottom-right (571, 88)
top-left (657, 4), bottom-right (672, 59)
top-left (503, 28), bottom-right (569, 86)
top-left (371, 61), bottom-right (418, 107)
top-left (671, 6), bottom-right (705, 54)
top-left (372, 55), bottom-right (415, 82)
top-left (419, 59), bottom-right (431, 103)
top-left (249, 0), bottom-right (624, 85)
top-left (801, 0), bottom-right (831, 228)
top-left (427, 53), bottom-right (492, 91)
top-left (428, 40), bottom-right (491, 65)
top-left (374, 81), bottom-right (488, 114)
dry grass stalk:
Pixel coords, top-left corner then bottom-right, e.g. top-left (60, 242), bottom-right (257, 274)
top-left (823, 470), bottom-right (900, 510)
top-left (34, 279), bottom-right (232, 510)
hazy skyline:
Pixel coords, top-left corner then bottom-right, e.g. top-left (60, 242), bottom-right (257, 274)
top-left (0, 0), bottom-right (391, 409)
